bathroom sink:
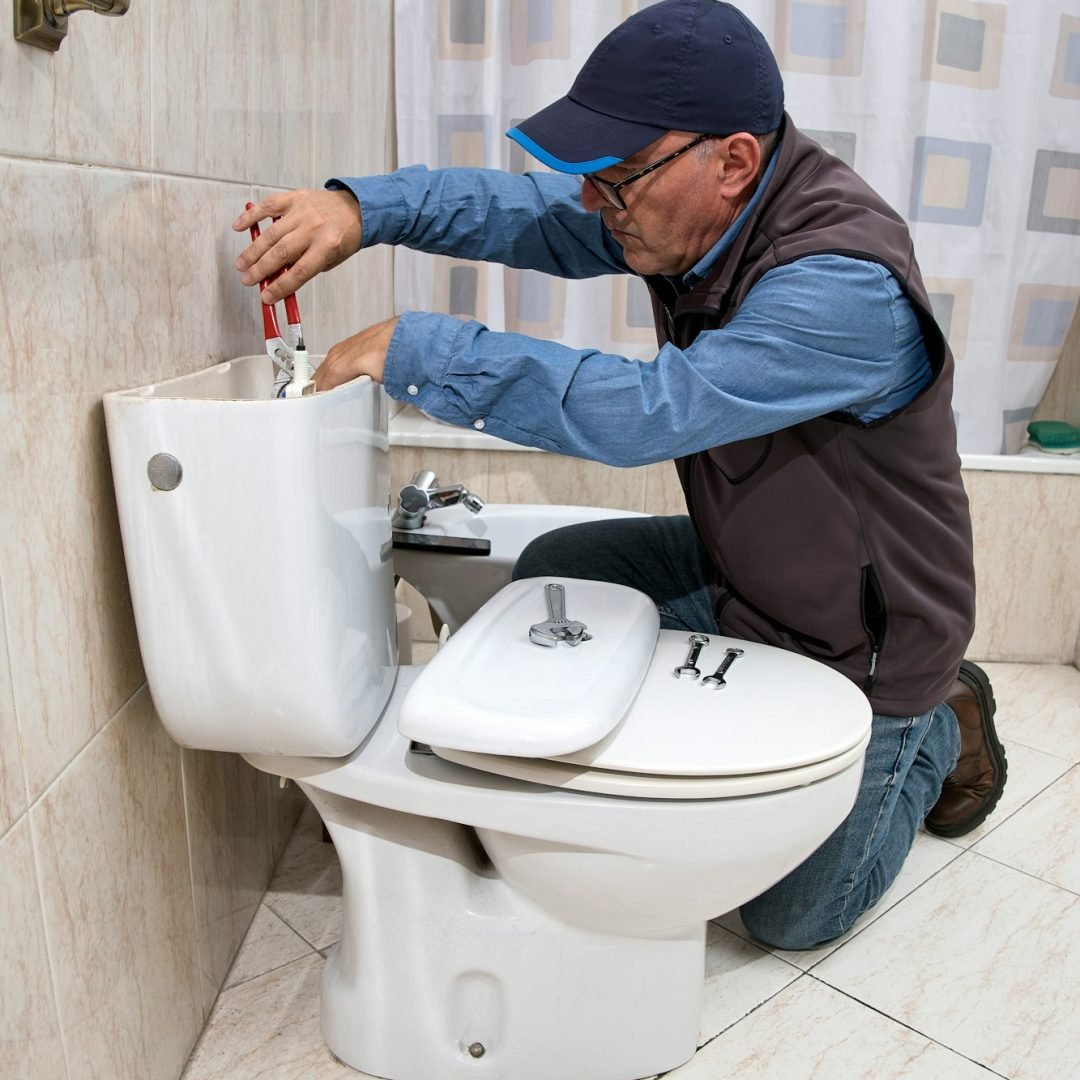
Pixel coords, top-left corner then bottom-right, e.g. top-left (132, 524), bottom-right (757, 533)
top-left (393, 503), bottom-right (646, 632)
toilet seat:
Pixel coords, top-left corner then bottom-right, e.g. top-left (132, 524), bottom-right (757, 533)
top-left (433, 731), bottom-right (870, 800)
top-left (400, 579), bottom-right (873, 800)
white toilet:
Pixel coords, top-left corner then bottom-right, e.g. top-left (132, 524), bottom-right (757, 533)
top-left (104, 356), bottom-right (871, 1080)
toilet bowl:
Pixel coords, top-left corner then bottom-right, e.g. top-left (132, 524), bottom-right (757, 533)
top-left (105, 356), bottom-right (872, 1080)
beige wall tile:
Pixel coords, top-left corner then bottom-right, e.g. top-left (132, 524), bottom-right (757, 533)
top-left (0, 26), bottom-right (55, 158)
top-left (389, 446), bottom-right (490, 505)
top-left (251, 2), bottom-right (315, 191)
top-left (0, 819), bottom-right (67, 1079)
top-left (51, 0), bottom-right (152, 168)
top-left (964, 471), bottom-right (1080, 663)
top-left (151, 0), bottom-right (251, 181)
top-left (0, 391), bottom-right (144, 800)
top-left (182, 749), bottom-right (275, 1017)
top-left (32, 687), bottom-right (203, 1080)
top-left (154, 175), bottom-right (260, 384)
top-left (485, 451), bottom-right (648, 511)
top-left (0, 159), bottom-right (159, 397)
top-left (643, 461), bottom-right (687, 516)
top-left (0, 578), bottom-right (26, 835)
top-left (305, 246), bottom-right (397, 359)
top-left (314, 0), bottom-right (396, 181)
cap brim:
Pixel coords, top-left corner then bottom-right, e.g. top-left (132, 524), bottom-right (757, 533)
top-left (507, 95), bottom-right (668, 173)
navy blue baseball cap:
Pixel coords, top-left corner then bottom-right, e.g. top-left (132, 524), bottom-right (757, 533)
top-left (507, 0), bottom-right (784, 173)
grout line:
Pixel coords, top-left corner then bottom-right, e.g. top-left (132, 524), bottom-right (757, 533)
top-left (220, 947), bottom-right (320, 994)
top-left (0, 560), bottom-right (31, 827)
top-left (25, 811), bottom-right (74, 1080)
top-left (177, 749), bottom-right (210, 1019)
top-left (0, 148), bottom-right (299, 191)
top-left (680, 969), bottom-right (810, 1064)
top-left (944, 757), bottom-right (1077, 852)
top-left (963, 844), bottom-right (1080, 898)
top-left (805, 975), bottom-right (1010, 1077)
top-left (5, 681), bottom-right (149, 845)
top-left (218, 904), bottom-right (320, 993)
top-left (792, 838), bottom-right (969, 974)
top-left (261, 896), bottom-right (331, 956)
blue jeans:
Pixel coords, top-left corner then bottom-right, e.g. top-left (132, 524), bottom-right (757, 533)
top-left (513, 515), bottom-right (961, 950)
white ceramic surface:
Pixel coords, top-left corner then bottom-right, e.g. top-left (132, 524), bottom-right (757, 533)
top-left (104, 356), bottom-right (397, 757)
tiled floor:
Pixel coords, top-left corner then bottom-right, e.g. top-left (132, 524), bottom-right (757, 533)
top-left (182, 661), bottom-right (1080, 1080)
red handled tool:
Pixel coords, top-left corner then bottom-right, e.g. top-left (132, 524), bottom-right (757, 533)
top-left (246, 202), bottom-right (306, 396)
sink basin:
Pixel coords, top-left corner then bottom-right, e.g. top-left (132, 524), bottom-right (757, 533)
top-left (393, 504), bottom-right (647, 632)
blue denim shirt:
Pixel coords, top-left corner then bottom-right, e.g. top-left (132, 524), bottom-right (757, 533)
top-left (330, 165), bottom-right (931, 467)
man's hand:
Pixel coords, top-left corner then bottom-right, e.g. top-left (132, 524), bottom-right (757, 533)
top-left (233, 189), bottom-right (363, 305)
top-left (315, 317), bottom-right (400, 392)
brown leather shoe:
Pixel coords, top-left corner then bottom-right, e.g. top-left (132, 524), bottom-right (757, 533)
top-left (925, 661), bottom-right (1007, 838)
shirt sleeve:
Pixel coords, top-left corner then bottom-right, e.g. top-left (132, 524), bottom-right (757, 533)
top-left (383, 255), bottom-right (933, 468)
top-left (327, 165), bottom-right (629, 279)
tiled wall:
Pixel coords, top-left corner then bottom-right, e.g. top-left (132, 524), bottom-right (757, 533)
top-left (0, 3), bottom-right (395, 1077)
top-left (391, 444), bottom-right (1080, 666)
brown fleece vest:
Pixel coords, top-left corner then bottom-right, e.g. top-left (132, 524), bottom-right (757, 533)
top-left (645, 117), bottom-right (975, 715)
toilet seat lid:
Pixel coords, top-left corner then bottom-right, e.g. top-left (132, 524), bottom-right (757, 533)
top-left (433, 631), bottom-right (872, 799)
top-left (553, 630), bottom-right (873, 778)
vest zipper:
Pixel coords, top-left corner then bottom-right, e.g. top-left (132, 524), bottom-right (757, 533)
top-left (860, 564), bottom-right (887, 694)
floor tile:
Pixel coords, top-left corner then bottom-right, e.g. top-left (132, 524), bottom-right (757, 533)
top-left (713, 830), bottom-right (963, 970)
top-left (224, 902), bottom-right (317, 990)
top-left (942, 736), bottom-right (1072, 849)
top-left (974, 764), bottom-right (1080, 894)
top-left (698, 923), bottom-right (801, 1046)
top-left (980, 662), bottom-right (1080, 762)
top-left (813, 851), bottom-right (1080, 1079)
top-left (181, 954), bottom-right (374, 1080)
top-left (669, 975), bottom-right (991, 1079)
top-left (263, 804), bottom-right (343, 951)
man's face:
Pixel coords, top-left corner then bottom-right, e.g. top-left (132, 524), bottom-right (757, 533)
top-left (580, 130), bottom-right (747, 278)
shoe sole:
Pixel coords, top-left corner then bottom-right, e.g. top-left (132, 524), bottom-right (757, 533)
top-left (925, 660), bottom-right (1008, 838)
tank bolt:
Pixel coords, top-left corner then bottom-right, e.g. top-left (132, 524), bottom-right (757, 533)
top-left (467, 1042), bottom-right (486, 1058)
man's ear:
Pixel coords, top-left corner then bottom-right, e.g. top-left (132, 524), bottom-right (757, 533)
top-left (717, 133), bottom-right (762, 200)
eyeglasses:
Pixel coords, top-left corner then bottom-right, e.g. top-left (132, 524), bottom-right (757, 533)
top-left (583, 133), bottom-right (714, 210)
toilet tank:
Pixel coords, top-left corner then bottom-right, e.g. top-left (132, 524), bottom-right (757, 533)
top-left (103, 356), bottom-right (397, 757)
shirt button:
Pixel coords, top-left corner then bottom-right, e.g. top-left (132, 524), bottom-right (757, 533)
top-left (473, 418), bottom-right (485, 430)
top-left (406, 384), bottom-right (419, 396)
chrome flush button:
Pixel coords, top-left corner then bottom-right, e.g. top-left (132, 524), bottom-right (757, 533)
top-left (147, 453), bottom-right (183, 491)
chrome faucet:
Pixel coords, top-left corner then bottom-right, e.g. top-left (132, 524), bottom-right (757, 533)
top-left (392, 470), bottom-right (485, 530)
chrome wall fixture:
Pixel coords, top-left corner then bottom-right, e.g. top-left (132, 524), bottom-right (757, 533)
top-left (14, 0), bottom-right (129, 52)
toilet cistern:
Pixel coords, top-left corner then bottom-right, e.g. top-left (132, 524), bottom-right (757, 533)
top-left (392, 469), bottom-right (485, 530)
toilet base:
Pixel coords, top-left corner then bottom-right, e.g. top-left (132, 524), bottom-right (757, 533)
top-left (306, 786), bottom-right (705, 1080)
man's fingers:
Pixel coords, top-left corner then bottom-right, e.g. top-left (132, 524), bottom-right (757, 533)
top-left (257, 250), bottom-right (318, 305)
top-left (234, 188), bottom-right (363, 296)
top-left (232, 193), bottom-right (291, 233)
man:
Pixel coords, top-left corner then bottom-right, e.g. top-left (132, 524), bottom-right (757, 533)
top-left (234, 0), bottom-right (1006, 950)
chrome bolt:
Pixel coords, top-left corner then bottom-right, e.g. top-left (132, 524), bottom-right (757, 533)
top-left (468, 1042), bottom-right (486, 1058)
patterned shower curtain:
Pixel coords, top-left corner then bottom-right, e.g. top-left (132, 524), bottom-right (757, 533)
top-left (392, 0), bottom-right (1080, 454)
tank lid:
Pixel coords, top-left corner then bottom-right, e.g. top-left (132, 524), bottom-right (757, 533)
top-left (397, 578), bottom-right (659, 757)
